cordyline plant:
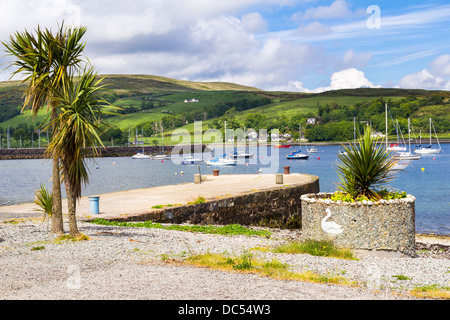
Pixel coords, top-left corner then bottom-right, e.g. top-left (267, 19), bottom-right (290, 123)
top-left (335, 126), bottom-right (397, 201)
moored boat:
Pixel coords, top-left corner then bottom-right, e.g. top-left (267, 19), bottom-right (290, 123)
top-left (182, 155), bottom-right (203, 165)
top-left (131, 152), bottom-right (152, 159)
top-left (286, 150), bottom-right (309, 160)
top-left (206, 157), bottom-right (237, 166)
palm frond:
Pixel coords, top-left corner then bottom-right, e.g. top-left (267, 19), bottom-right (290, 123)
top-left (47, 68), bottom-right (109, 199)
top-left (34, 184), bottom-right (53, 217)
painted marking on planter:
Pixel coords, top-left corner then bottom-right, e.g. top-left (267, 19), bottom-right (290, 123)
top-left (321, 208), bottom-right (343, 235)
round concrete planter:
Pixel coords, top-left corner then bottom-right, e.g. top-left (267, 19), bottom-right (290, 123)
top-left (301, 192), bottom-right (416, 257)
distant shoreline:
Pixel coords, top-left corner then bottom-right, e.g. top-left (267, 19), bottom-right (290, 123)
top-left (0, 140), bottom-right (448, 160)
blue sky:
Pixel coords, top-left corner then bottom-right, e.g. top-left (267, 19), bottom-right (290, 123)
top-left (1, 0), bottom-right (449, 92)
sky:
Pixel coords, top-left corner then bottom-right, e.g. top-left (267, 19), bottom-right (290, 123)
top-left (0, 0), bottom-right (450, 92)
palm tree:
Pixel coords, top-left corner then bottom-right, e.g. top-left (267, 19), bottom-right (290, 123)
top-left (336, 126), bottom-right (396, 200)
top-left (3, 23), bottom-right (87, 234)
top-left (47, 68), bottom-right (108, 236)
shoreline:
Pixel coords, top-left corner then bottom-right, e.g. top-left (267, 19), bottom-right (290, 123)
top-left (0, 139), bottom-right (449, 160)
top-left (0, 218), bottom-right (448, 300)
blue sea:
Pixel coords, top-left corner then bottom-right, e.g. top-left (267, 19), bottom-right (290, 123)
top-left (0, 143), bottom-right (448, 235)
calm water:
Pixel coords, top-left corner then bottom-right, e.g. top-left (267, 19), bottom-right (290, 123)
top-left (1, 144), bottom-right (449, 235)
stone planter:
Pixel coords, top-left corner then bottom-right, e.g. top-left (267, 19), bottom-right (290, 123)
top-left (300, 192), bottom-right (416, 257)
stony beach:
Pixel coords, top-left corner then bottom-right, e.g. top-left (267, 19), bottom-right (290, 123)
top-left (0, 217), bottom-right (448, 300)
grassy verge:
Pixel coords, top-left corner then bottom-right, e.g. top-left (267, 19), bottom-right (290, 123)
top-left (409, 284), bottom-right (450, 300)
top-left (183, 251), bottom-right (356, 286)
top-left (88, 218), bottom-right (271, 237)
top-left (271, 240), bottom-right (358, 260)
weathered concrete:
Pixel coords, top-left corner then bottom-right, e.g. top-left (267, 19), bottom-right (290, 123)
top-left (0, 173), bottom-right (319, 228)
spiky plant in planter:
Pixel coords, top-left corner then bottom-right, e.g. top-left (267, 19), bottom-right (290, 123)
top-left (301, 126), bottom-right (416, 257)
top-left (335, 126), bottom-right (400, 201)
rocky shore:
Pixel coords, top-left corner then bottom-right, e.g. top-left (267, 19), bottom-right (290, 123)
top-left (0, 217), bottom-right (448, 300)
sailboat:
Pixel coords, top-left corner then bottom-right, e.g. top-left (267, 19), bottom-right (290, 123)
top-left (132, 151), bottom-right (152, 159)
top-left (152, 123), bottom-right (170, 160)
top-left (206, 154), bottom-right (237, 166)
top-left (207, 121), bottom-right (237, 166)
top-left (387, 119), bottom-right (407, 152)
top-left (414, 118), bottom-right (442, 155)
top-left (132, 128), bottom-right (152, 159)
top-left (230, 128), bottom-right (254, 159)
top-left (286, 124), bottom-right (309, 160)
top-left (393, 118), bottom-right (421, 160)
top-left (385, 104), bottom-right (409, 171)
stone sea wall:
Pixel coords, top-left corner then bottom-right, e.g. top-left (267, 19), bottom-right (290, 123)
top-left (108, 176), bottom-right (320, 228)
top-left (0, 145), bottom-right (207, 160)
top-left (301, 192), bottom-right (416, 257)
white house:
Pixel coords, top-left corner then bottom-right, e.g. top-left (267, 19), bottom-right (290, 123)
top-left (184, 98), bottom-right (199, 103)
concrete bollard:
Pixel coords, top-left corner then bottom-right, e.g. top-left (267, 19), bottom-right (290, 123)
top-left (275, 173), bottom-right (283, 184)
top-left (194, 174), bottom-right (202, 184)
top-left (284, 166), bottom-right (290, 174)
top-left (213, 169), bottom-right (220, 176)
top-left (89, 196), bottom-right (100, 215)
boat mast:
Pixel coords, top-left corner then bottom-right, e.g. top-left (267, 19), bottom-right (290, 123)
top-left (429, 117), bottom-right (432, 147)
top-left (385, 103), bottom-right (388, 149)
top-left (408, 118), bottom-right (411, 153)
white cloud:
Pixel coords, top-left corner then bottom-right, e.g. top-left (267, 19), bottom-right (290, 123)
top-left (295, 21), bottom-right (331, 37)
top-left (294, 0), bottom-right (363, 21)
top-left (398, 55), bottom-right (450, 90)
top-left (2, 0), bottom-right (446, 92)
top-left (330, 68), bottom-right (380, 89)
top-left (241, 12), bottom-right (267, 33)
top-left (276, 68), bottom-right (381, 93)
top-left (429, 54), bottom-right (450, 77)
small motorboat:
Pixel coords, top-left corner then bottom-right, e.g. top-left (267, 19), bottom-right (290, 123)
top-left (274, 144), bottom-right (291, 148)
top-left (182, 155), bottom-right (203, 165)
top-left (387, 143), bottom-right (407, 152)
top-left (286, 150), bottom-right (309, 160)
top-left (230, 151), bottom-right (254, 159)
top-left (393, 152), bottom-right (420, 160)
top-left (131, 152), bottom-right (152, 159)
top-left (206, 155), bottom-right (237, 166)
top-left (151, 153), bottom-right (170, 160)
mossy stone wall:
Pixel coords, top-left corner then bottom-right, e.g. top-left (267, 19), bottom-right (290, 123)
top-left (107, 176), bottom-right (320, 228)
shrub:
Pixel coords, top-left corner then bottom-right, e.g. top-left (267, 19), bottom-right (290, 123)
top-left (335, 126), bottom-right (397, 200)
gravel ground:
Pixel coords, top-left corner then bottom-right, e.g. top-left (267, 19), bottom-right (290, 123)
top-left (0, 217), bottom-right (448, 301)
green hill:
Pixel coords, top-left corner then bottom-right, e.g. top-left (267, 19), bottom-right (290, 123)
top-left (0, 74), bottom-right (449, 146)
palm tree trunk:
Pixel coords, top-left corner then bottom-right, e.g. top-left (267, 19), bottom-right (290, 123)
top-left (62, 159), bottom-right (80, 237)
top-left (50, 107), bottom-right (64, 235)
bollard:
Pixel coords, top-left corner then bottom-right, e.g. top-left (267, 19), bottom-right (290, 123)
top-left (89, 196), bottom-right (100, 215)
top-left (275, 173), bottom-right (283, 184)
top-left (213, 169), bottom-right (220, 176)
top-left (194, 174), bottom-right (202, 184)
top-left (284, 166), bottom-right (290, 174)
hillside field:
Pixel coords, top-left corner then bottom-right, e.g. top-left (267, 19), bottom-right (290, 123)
top-left (0, 74), bottom-right (449, 147)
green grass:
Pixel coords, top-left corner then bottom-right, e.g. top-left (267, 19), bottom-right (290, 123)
top-left (88, 218), bottom-right (272, 237)
top-left (184, 251), bottom-right (355, 286)
top-left (272, 240), bottom-right (358, 260)
top-left (410, 284), bottom-right (450, 300)
top-left (187, 196), bottom-right (206, 205)
top-left (2, 74), bottom-right (450, 140)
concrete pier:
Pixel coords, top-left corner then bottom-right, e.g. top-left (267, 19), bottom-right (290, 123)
top-left (0, 173), bottom-right (319, 227)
